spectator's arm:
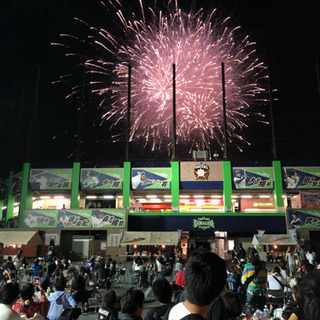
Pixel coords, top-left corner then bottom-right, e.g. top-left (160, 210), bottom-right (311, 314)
top-left (68, 293), bottom-right (77, 308)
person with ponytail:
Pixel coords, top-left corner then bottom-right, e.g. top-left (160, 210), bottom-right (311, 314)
top-left (13, 282), bottom-right (49, 319)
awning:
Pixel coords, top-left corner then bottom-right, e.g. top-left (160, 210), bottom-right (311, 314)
top-left (121, 231), bottom-right (179, 246)
top-left (0, 231), bottom-right (43, 246)
top-left (252, 234), bottom-right (296, 246)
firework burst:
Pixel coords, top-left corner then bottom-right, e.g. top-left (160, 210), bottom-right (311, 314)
top-left (54, 0), bottom-right (268, 154)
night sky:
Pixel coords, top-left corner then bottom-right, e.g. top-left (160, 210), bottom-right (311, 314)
top-left (1, 0), bottom-right (320, 179)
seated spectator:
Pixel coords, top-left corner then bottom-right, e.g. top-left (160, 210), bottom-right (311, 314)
top-left (31, 258), bottom-right (42, 277)
top-left (281, 284), bottom-right (299, 320)
top-left (168, 248), bottom-right (227, 320)
top-left (47, 276), bottom-right (76, 320)
top-left (71, 274), bottom-right (87, 308)
top-left (294, 270), bottom-right (320, 320)
top-left (2, 256), bottom-right (16, 272)
top-left (121, 288), bottom-right (144, 320)
top-left (145, 279), bottom-right (173, 320)
top-left (174, 288), bottom-right (226, 320)
top-left (267, 266), bottom-right (288, 297)
top-left (98, 290), bottom-right (119, 320)
top-left (301, 260), bottom-right (315, 274)
top-left (279, 260), bottom-right (289, 281)
top-left (108, 260), bottom-right (117, 278)
top-left (41, 264), bottom-right (57, 292)
top-left (221, 292), bottom-right (242, 320)
top-left (83, 267), bottom-right (97, 298)
top-left (0, 282), bottom-right (20, 320)
top-left (227, 264), bottom-right (241, 294)
top-left (282, 305), bottom-right (294, 320)
top-left (13, 250), bottom-right (24, 270)
top-left (13, 282), bottom-right (49, 319)
top-left (170, 284), bottom-right (184, 302)
top-left (96, 261), bottom-right (108, 283)
top-left (267, 267), bottom-right (288, 313)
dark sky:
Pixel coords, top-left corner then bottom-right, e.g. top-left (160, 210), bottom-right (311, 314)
top-left (1, 0), bottom-right (320, 179)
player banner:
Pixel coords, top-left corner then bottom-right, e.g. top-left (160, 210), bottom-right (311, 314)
top-left (80, 168), bottom-right (123, 190)
top-left (0, 179), bottom-right (9, 200)
top-left (12, 171), bottom-right (23, 195)
top-left (29, 169), bottom-right (73, 191)
top-left (287, 209), bottom-right (320, 229)
top-left (232, 167), bottom-right (273, 189)
top-left (57, 209), bottom-right (92, 228)
top-left (283, 167), bottom-right (320, 189)
top-left (131, 168), bottom-right (171, 189)
top-left (23, 209), bottom-right (127, 228)
top-left (24, 210), bottom-right (58, 228)
top-left (91, 209), bottom-right (126, 227)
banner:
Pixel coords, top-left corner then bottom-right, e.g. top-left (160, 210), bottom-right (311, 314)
top-left (131, 168), bottom-right (171, 189)
top-left (29, 169), bottom-right (72, 190)
top-left (12, 172), bottom-right (23, 195)
top-left (91, 209), bottom-right (126, 227)
top-left (23, 209), bottom-right (127, 228)
top-left (180, 162), bottom-right (223, 190)
top-left (288, 229), bottom-right (298, 243)
top-left (80, 168), bottom-right (123, 190)
top-left (24, 210), bottom-right (57, 228)
top-left (257, 230), bottom-right (265, 243)
top-left (300, 191), bottom-right (320, 209)
top-left (287, 209), bottom-right (320, 229)
top-left (232, 167), bottom-right (273, 189)
top-left (0, 179), bottom-right (9, 200)
top-left (57, 210), bottom-right (91, 228)
top-left (283, 167), bottom-right (320, 189)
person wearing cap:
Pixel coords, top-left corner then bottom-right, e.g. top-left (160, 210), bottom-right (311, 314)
top-left (132, 171), bottom-right (146, 189)
top-left (233, 170), bottom-right (246, 189)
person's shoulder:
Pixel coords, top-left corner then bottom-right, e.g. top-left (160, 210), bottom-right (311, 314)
top-left (180, 314), bottom-right (205, 320)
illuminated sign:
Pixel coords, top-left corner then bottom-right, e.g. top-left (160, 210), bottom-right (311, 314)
top-left (193, 217), bottom-right (215, 230)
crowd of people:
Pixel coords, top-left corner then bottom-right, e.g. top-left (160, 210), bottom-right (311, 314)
top-left (0, 249), bottom-right (123, 320)
top-left (0, 244), bottom-right (320, 320)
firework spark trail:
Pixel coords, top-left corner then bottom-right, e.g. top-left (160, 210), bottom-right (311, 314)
top-left (55, 0), bottom-right (268, 153)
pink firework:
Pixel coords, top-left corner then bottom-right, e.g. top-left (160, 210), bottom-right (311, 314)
top-left (55, 0), bottom-right (268, 153)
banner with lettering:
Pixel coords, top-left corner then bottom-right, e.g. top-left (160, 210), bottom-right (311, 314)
top-left (23, 209), bottom-right (127, 228)
top-left (80, 168), bottom-right (123, 190)
top-left (283, 167), bottom-right (320, 189)
top-left (12, 172), bottom-right (23, 195)
top-left (29, 169), bottom-right (72, 190)
top-left (232, 167), bottom-right (273, 189)
top-left (131, 168), bottom-right (171, 189)
top-left (91, 209), bottom-right (126, 227)
top-left (0, 179), bottom-right (9, 200)
top-left (287, 209), bottom-right (320, 229)
top-left (24, 210), bottom-right (58, 228)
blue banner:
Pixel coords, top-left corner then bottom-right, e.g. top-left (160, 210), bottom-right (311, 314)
top-left (29, 169), bottom-right (72, 190)
top-left (80, 168), bottom-right (123, 190)
top-left (232, 168), bottom-right (273, 189)
top-left (283, 167), bottom-right (320, 189)
top-left (131, 168), bottom-right (170, 189)
top-left (287, 209), bottom-right (320, 229)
